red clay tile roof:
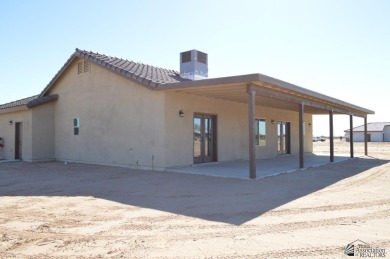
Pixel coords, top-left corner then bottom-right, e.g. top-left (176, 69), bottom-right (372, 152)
top-left (345, 122), bottom-right (390, 132)
top-left (76, 49), bottom-right (187, 85)
top-left (0, 95), bottom-right (38, 110)
top-left (40, 49), bottom-right (188, 96)
top-left (0, 94), bottom-right (59, 111)
top-left (26, 94), bottom-right (58, 108)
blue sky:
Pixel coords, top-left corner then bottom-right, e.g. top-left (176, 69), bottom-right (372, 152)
top-left (1, 0), bottom-right (389, 136)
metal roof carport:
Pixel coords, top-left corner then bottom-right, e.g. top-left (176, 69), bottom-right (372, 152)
top-left (159, 73), bottom-right (375, 179)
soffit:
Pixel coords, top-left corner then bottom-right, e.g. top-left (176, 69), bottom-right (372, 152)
top-left (164, 82), bottom-right (368, 116)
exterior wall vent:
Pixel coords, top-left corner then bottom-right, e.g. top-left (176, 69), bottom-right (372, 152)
top-left (180, 49), bottom-right (208, 80)
top-left (77, 61), bottom-right (90, 74)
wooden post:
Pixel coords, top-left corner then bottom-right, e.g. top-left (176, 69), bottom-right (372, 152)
top-left (299, 103), bottom-right (304, 168)
top-left (247, 85), bottom-right (256, 179)
top-left (329, 110), bottom-right (334, 162)
top-left (349, 115), bottom-right (354, 158)
top-left (364, 116), bottom-right (368, 156)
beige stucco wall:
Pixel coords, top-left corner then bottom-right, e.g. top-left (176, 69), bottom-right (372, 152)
top-left (0, 60), bottom-right (313, 168)
top-left (164, 92), bottom-right (313, 167)
top-left (31, 102), bottom-right (55, 161)
top-left (47, 59), bottom-right (166, 169)
top-left (0, 109), bottom-right (32, 161)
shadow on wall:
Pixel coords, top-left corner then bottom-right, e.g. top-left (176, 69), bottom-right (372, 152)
top-left (0, 157), bottom-right (388, 226)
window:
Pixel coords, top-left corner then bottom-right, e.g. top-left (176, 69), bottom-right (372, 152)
top-left (255, 119), bottom-right (266, 146)
top-left (74, 118), bottom-right (80, 135)
top-left (77, 61), bottom-right (90, 74)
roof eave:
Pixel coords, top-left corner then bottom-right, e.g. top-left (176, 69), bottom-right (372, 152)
top-left (159, 74), bottom-right (260, 89)
top-left (159, 73), bottom-right (374, 116)
top-left (0, 105), bottom-right (29, 114)
top-left (27, 94), bottom-right (59, 108)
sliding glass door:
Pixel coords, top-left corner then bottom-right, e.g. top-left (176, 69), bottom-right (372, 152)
top-left (277, 121), bottom-right (291, 155)
top-left (194, 114), bottom-right (217, 163)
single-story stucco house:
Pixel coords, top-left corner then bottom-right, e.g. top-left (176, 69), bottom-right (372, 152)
top-left (0, 49), bottom-right (374, 178)
top-left (345, 122), bottom-right (390, 142)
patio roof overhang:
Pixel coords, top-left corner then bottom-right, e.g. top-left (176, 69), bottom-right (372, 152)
top-left (159, 73), bottom-right (374, 117)
top-left (159, 73), bottom-right (373, 179)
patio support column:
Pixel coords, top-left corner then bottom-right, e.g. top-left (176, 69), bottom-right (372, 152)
top-left (299, 103), bottom-right (305, 168)
top-left (329, 110), bottom-right (334, 162)
top-left (364, 116), bottom-right (368, 156)
top-left (349, 115), bottom-right (354, 158)
top-left (247, 85), bottom-right (256, 179)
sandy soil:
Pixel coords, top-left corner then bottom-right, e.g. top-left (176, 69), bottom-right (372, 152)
top-left (314, 140), bottom-right (390, 159)
top-left (0, 142), bottom-right (389, 258)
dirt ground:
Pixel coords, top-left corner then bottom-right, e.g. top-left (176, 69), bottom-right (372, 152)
top-left (314, 139), bottom-right (390, 159)
top-left (0, 142), bottom-right (389, 258)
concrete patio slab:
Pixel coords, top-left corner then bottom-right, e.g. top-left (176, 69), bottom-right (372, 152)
top-left (167, 153), bottom-right (352, 180)
top-left (0, 159), bottom-right (20, 163)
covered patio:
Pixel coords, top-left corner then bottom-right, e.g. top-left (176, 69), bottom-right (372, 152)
top-left (167, 153), bottom-right (351, 180)
top-left (162, 74), bottom-right (374, 179)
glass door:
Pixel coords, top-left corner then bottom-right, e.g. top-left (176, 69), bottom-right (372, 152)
top-left (277, 121), bottom-right (290, 155)
top-left (193, 114), bottom-right (216, 163)
top-left (15, 122), bottom-right (23, 160)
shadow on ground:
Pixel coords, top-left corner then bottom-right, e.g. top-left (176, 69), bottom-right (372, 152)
top-left (0, 157), bottom-right (388, 225)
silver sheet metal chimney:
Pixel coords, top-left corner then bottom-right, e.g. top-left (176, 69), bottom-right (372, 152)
top-left (180, 49), bottom-right (208, 80)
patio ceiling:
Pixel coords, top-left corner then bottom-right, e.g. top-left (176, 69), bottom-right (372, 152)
top-left (161, 74), bottom-right (374, 117)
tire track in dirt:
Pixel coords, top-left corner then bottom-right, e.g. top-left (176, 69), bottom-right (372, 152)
top-left (315, 162), bottom-right (390, 192)
top-left (2, 212), bottom-right (389, 257)
top-left (0, 230), bottom-right (133, 256)
top-left (121, 198), bottom-right (390, 225)
top-left (264, 198), bottom-right (390, 217)
top-left (95, 240), bottom-right (390, 259)
top-left (131, 208), bottom-right (390, 241)
top-left (223, 240), bottom-right (390, 259)
top-left (69, 208), bottom-right (390, 245)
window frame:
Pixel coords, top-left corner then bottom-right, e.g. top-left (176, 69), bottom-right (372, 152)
top-left (255, 118), bottom-right (266, 146)
top-left (73, 118), bottom-right (80, 136)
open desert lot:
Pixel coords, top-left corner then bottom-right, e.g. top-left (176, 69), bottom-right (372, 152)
top-left (1, 142), bottom-right (389, 258)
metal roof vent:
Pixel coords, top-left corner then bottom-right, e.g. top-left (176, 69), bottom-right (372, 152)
top-left (180, 49), bottom-right (208, 80)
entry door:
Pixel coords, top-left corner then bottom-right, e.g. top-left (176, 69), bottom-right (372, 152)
top-left (15, 122), bottom-right (23, 160)
top-left (277, 122), bottom-right (290, 155)
top-left (193, 114), bottom-right (217, 163)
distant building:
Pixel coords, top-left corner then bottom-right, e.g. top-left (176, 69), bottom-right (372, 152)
top-left (344, 122), bottom-right (390, 142)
